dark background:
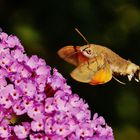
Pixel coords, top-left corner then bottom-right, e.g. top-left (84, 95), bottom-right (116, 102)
top-left (0, 0), bottom-right (140, 139)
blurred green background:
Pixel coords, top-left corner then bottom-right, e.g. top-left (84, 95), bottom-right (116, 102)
top-left (0, 0), bottom-right (140, 139)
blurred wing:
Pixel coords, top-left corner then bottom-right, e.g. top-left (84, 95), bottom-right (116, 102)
top-left (57, 46), bottom-right (88, 66)
top-left (70, 61), bottom-right (97, 83)
top-left (71, 58), bottom-right (112, 85)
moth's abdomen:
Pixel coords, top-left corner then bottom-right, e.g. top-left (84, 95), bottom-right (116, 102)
top-left (94, 44), bottom-right (140, 81)
top-left (111, 60), bottom-right (140, 81)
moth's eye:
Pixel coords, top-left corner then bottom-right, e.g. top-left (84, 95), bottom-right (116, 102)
top-left (82, 48), bottom-right (93, 58)
top-left (85, 49), bottom-right (92, 55)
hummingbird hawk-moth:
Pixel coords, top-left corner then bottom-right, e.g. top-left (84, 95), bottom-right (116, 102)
top-left (57, 29), bottom-right (140, 85)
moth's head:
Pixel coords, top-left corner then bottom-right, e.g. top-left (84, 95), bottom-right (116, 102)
top-left (80, 45), bottom-right (95, 58)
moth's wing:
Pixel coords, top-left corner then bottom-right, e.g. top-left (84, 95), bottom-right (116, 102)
top-left (57, 46), bottom-right (88, 66)
top-left (89, 63), bottom-right (112, 85)
top-left (70, 63), bottom-right (96, 83)
top-left (71, 58), bottom-right (112, 85)
top-left (70, 58), bottom-right (100, 83)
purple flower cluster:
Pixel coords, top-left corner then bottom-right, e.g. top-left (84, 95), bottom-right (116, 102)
top-left (0, 31), bottom-right (114, 140)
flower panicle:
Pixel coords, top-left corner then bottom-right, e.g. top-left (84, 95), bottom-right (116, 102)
top-left (0, 31), bottom-right (114, 140)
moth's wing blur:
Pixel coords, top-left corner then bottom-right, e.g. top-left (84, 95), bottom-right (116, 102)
top-left (57, 46), bottom-right (80, 66)
top-left (70, 57), bottom-right (100, 83)
top-left (71, 57), bottom-right (112, 85)
top-left (58, 46), bottom-right (89, 66)
top-left (70, 61), bottom-right (98, 83)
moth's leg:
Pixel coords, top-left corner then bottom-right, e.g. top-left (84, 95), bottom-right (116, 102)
top-left (86, 56), bottom-right (98, 70)
top-left (93, 55), bottom-right (105, 71)
top-left (94, 56), bottom-right (99, 67)
top-left (96, 55), bottom-right (108, 71)
top-left (87, 61), bottom-right (92, 70)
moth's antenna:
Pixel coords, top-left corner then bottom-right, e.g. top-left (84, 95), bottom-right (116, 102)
top-left (75, 28), bottom-right (89, 45)
top-left (113, 76), bottom-right (126, 85)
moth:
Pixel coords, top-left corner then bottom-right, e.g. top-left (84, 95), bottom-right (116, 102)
top-left (57, 29), bottom-right (140, 85)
